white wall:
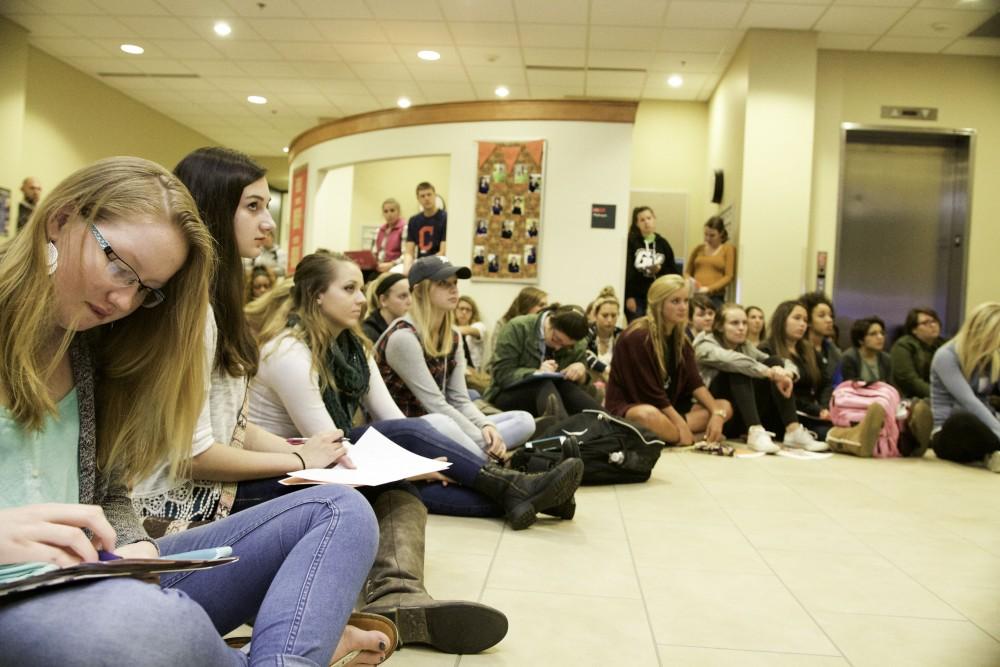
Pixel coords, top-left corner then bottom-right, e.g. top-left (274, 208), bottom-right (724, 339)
top-left (312, 165), bottom-right (353, 255)
top-left (292, 119), bottom-right (634, 326)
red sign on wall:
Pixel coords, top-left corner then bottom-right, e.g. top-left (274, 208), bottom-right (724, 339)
top-left (287, 166), bottom-right (308, 274)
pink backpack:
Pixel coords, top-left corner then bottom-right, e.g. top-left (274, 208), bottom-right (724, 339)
top-left (829, 381), bottom-right (902, 458)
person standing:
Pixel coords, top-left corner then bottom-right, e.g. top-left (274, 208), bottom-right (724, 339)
top-left (16, 177), bottom-right (41, 230)
top-left (684, 216), bottom-right (736, 309)
top-left (374, 198), bottom-right (406, 273)
top-left (403, 182), bottom-right (447, 274)
top-left (624, 206), bottom-right (678, 323)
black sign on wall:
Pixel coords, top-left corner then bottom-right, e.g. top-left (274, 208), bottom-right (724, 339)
top-left (590, 203), bottom-right (616, 229)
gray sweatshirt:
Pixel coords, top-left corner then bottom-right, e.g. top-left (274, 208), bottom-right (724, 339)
top-left (930, 342), bottom-right (1000, 440)
top-left (693, 331), bottom-right (798, 387)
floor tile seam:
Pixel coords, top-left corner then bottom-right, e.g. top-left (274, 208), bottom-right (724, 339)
top-left (653, 641), bottom-right (849, 659)
top-left (806, 609), bottom-right (979, 623)
top-left (614, 483), bottom-right (665, 667)
top-left (483, 584), bottom-right (643, 601)
top-left (686, 469), bottom-right (852, 664)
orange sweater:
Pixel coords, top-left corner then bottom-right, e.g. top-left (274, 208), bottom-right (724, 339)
top-left (685, 243), bottom-right (735, 294)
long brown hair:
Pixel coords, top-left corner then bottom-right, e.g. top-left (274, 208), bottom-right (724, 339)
top-left (501, 286), bottom-right (547, 323)
top-left (626, 274), bottom-right (688, 383)
top-left (765, 300), bottom-right (819, 385)
top-left (410, 279), bottom-right (456, 358)
top-left (0, 156), bottom-right (214, 486)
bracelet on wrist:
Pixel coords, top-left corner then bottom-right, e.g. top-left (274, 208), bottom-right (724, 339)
top-left (292, 451), bottom-right (306, 470)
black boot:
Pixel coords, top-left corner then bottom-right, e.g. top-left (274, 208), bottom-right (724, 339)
top-left (473, 458), bottom-right (583, 530)
top-left (362, 490), bottom-right (508, 654)
top-left (540, 435), bottom-right (581, 520)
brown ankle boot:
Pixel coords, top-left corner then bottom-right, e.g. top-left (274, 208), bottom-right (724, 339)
top-left (826, 403), bottom-right (886, 458)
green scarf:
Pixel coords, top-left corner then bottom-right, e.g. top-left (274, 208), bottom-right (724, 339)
top-left (321, 330), bottom-right (370, 432)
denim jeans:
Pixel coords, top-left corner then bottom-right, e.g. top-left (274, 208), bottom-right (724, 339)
top-left (0, 485), bottom-right (378, 667)
top-left (419, 411), bottom-right (535, 458)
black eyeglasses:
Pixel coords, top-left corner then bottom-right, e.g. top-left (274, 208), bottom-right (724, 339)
top-left (89, 223), bottom-right (166, 308)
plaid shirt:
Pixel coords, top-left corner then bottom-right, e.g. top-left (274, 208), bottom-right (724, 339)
top-left (375, 319), bottom-right (458, 417)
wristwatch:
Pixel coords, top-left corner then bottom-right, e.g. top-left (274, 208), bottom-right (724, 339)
top-left (712, 409), bottom-right (727, 419)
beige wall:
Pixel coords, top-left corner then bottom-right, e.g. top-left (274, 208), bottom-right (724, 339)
top-left (707, 39), bottom-right (749, 232)
top-left (0, 18), bottom-right (28, 234)
top-left (349, 156), bottom-right (451, 250)
top-left (811, 50), bottom-right (1000, 316)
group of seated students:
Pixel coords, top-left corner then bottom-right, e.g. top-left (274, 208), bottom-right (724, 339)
top-left (1, 150), bottom-right (997, 665)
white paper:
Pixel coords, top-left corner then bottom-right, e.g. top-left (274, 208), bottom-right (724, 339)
top-left (776, 448), bottom-right (833, 460)
top-left (281, 427), bottom-right (451, 487)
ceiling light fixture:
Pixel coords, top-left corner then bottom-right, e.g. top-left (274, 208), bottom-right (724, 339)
top-left (214, 21), bottom-right (232, 37)
top-left (282, 146), bottom-right (289, 153)
top-left (494, 85), bottom-right (510, 98)
top-left (247, 95), bottom-right (267, 104)
top-left (417, 50), bottom-right (441, 61)
top-left (667, 74), bottom-right (683, 88)
top-left (120, 44), bottom-right (144, 55)
top-left (397, 97), bottom-right (412, 109)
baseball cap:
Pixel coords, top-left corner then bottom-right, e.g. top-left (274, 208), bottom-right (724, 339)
top-left (408, 256), bottom-right (472, 287)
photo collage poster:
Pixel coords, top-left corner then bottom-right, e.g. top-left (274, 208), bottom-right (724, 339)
top-left (471, 140), bottom-right (544, 282)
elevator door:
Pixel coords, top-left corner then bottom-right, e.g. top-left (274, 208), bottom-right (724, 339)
top-left (833, 129), bottom-right (971, 342)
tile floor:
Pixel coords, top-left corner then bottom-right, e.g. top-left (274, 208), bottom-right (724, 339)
top-left (394, 449), bottom-right (1000, 667)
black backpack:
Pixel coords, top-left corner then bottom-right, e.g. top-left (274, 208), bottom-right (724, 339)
top-left (512, 409), bottom-right (665, 485)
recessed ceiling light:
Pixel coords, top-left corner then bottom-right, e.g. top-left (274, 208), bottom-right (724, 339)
top-left (282, 146), bottom-right (289, 153)
top-left (667, 74), bottom-right (683, 88)
top-left (397, 97), bottom-right (412, 109)
top-left (214, 21), bottom-right (232, 37)
top-left (247, 95), bottom-right (267, 104)
top-left (494, 85), bottom-right (510, 98)
top-left (417, 50), bottom-right (441, 61)
top-left (120, 44), bottom-right (144, 55)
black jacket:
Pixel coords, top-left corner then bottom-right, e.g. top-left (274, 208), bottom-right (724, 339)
top-left (624, 233), bottom-right (678, 302)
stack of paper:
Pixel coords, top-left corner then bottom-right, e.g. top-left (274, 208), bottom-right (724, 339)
top-left (281, 427), bottom-right (452, 487)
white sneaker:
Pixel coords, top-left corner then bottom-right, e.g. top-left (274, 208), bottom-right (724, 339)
top-left (746, 425), bottom-right (780, 454)
top-left (782, 426), bottom-right (829, 452)
top-left (985, 451), bottom-right (1000, 473)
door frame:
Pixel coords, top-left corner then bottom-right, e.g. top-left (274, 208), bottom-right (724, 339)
top-left (834, 123), bottom-right (977, 337)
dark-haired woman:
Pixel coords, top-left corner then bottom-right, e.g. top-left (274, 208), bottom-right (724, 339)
top-left (746, 305), bottom-right (766, 347)
top-left (624, 206), bottom-right (678, 323)
top-left (891, 307), bottom-right (945, 399)
top-left (800, 291), bottom-right (843, 390)
top-left (362, 271), bottom-right (410, 342)
top-left (684, 217), bottom-right (735, 310)
top-left (606, 274), bottom-right (732, 444)
top-left (841, 316), bottom-right (892, 383)
top-left (484, 299), bottom-right (602, 419)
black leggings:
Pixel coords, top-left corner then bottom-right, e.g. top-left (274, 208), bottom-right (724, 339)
top-left (492, 379), bottom-right (601, 417)
top-left (931, 411), bottom-right (1000, 463)
top-left (709, 372), bottom-right (797, 438)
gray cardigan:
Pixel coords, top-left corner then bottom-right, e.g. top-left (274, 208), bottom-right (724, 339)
top-left (693, 331), bottom-right (798, 387)
top-left (72, 338), bottom-right (155, 550)
top-left (930, 342), bottom-right (1000, 441)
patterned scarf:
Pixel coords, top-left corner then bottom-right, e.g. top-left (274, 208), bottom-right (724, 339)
top-left (321, 330), bottom-right (370, 432)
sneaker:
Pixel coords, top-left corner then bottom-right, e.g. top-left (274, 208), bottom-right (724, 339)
top-left (985, 451), bottom-right (1000, 473)
top-left (782, 425), bottom-right (829, 452)
top-left (747, 425), bottom-right (780, 454)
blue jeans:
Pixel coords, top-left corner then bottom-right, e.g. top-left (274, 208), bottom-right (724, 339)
top-left (0, 485), bottom-right (378, 667)
top-left (351, 419), bottom-right (501, 518)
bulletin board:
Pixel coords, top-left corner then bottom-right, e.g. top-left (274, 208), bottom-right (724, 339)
top-left (471, 140), bottom-right (545, 282)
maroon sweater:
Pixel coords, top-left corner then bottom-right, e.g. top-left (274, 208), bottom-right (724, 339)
top-left (605, 326), bottom-right (703, 417)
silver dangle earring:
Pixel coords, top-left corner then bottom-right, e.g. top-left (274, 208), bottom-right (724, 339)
top-left (46, 241), bottom-right (59, 275)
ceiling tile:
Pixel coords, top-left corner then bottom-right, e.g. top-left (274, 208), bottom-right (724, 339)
top-left (290, 61), bottom-right (357, 77)
top-left (366, 81), bottom-right (420, 96)
top-left (380, 20), bottom-right (455, 45)
top-left (335, 43), bottom-right (403, 63)
top-left (417, 81), bottom-right (477, 100)
top-left (332, 94), bottom-right (381, 114)
top-left (831, 0), bottom-right (916, 6)
top-left (185, 59), bottom-right (249, 76)
top-left (117, 16), bottom-right (201, 39)
top-left (33, 0), bottom-right (103, 14)
top-left (659, 28), bottom-right (742, 52)
top-left (739, 3), bottom-right (826, 30)
top-left (513, 0), bottom-right (588, 24)
top-left (246, 18), bottom-right (325, 41)
top-left (131, 58), bottom-right (193, 75)
top-left (916, 0), bottom-right (999, 9)
top-left (106, 76), bottom-right (167, 90)
top-left (256, 77), bottom-right (320, 93)
top-left (588, 50), bottom-right (656, 69)
top-left (90, 37), bottom-right (166, 56)
top-left (590, 0), bottom-right (668, 26)
top-left (438, 0), bottom-right (516, 21)
top-left (271, 92), bottom-right (329, 106)
top-left (518, 23), bottom-right (587, 48)
top-left (396, 45), bottom-right (461, 64)
top-left (584, 85), bottom-right (642, 99)
top-left (0, 1), bottom-right (45, 13)
top-left (238, 60), bottom-right (301, 77)
top-left (473, 82), bottom-right (528, 98)
top-left (887, 8), bottom-right (994, 37)
top-left (313, 19), bottom-right (387, 43)
top-left (589, 26), bottom-right (661, 51)
top-left (71, 57), bottom-right (141, 74)
top-left (374, 92), bottom-right (427, 107)
top-left (180, 17), bottom-right (262, 40)
top-left (449, 21), bottom-right (520, 46)
top-left (7, 13), bottom-right (79, 37)
top-left (349, 63), bottom-right (415, 81)
top-left (649, 51), bottom-right (722, 72)
top-left (528, 84), bottom-right (586, 98)
top-left (159, 77), bottom-right (217, 92)
top-left (271, 41), bottom-right (344, 61)
top-left (464, 65), bottom-right (527, 84)
top-left (313, 79), bottom-right (370, 95)
top-left (293, 0), bottom-right (373, 18)
top-left (815, 6), bottom-right (909, 35)
top-left (214, 39), bottom-right (283, 60)
top-left (29, 36), bottom-right (108, 57)
top-left (665, 2), bottom-right (747, 30)
top-left (161, 0), bottom-right (234, 17)
top-left (942, 36), bottom-right (1000, 55)
top-left (870, 35), bottom-right (953, 51)
top-left (91, 0), bottom-right (165, 14)
top-left (205, 76), bottom-right (262, 92)
top-left (522, 48), bottom-right (586, 67)
top-left (50, 14), bottom-right (132, 38)
top-left (407, 63), bottom-right (470, 82)
top-left (586, 70), bottom-right (645, 87)
top-left (457, 45), bottom-right (523, 67)
top-left (817, 32), bottom-right (879, 49)
top-left (227, 0), bottom-right (304, 17)
top-left (151, 39), bottom-right (226, 60)
top-left (643, 72), bottom-right (708, 97)
top-left (526, 68), bottom-right (585, 87)
top-left (367, 0), bottom-right (443, 21)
